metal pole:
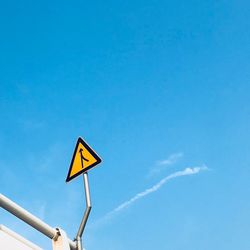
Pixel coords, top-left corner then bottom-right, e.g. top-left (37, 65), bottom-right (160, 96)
top-left (76, 172), bottom-right (92, 240)
top-left (0, 193), bottom-right (77, 250)
top-left (76, 236), bottom-right (82, 250)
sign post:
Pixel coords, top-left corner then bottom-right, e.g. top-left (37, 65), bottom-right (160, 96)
top-left (76, 173), bottom-right (91, 246)
top-left (66, 137), bottom-right (102, 250)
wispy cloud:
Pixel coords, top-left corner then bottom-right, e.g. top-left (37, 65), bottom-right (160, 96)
top-left (148, 152), bottom-right (183, 177)
top-left (156, 153), bottom-right (183, 166)
top-left (95, 165), bottom-right (208, 226)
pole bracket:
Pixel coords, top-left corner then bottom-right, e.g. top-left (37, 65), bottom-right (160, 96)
top-left (52, 228), bottom-right (71, 250)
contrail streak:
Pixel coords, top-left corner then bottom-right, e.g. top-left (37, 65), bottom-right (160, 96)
top-left (104, 166), bottom-right (207, 220)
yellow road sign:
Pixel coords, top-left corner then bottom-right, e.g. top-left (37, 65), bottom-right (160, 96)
top-left (66, 137), bottom-right (102, 182)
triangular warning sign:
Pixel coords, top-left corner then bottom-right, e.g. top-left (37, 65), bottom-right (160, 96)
top-left (66, 137), bottom-right (102, 182)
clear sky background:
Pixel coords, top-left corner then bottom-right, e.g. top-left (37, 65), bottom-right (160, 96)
top-left (1, 0), bottom-right (250, 249)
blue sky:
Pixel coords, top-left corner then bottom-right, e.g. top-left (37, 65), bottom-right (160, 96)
top-left (1, 0), bottom-right (250, 249)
